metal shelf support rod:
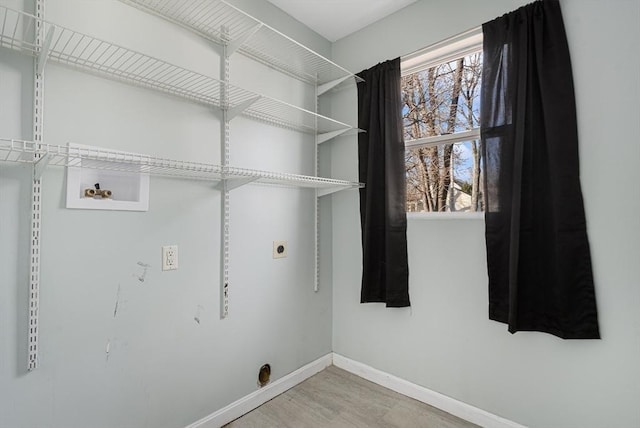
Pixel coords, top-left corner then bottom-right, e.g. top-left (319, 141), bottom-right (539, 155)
top-left (220, 26), bottom-right (231, 319)
top-left (318, 186), bottom-right (356, 198)
top-left (227, 96), bottom-right (261, 121)
top-left (27, 0), bottom-right (45, 372)
top-left (227, 23), bottom-right (263, 57)
top-left (317, 129), bottom-right (349, 145)
top-left (215, 176), bottom-right (258, 192)
top-left (33, 153), bottom-right (51, 179)
top-left (35, 26), bottom-right (54, 76)
top-left (314, 73), bottom-right (320, 292)
top-left (317, 75), bottom-right (352, 96)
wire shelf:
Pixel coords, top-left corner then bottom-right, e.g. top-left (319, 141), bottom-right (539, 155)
top-left (0, 138), bottom-right (363, 191)
top-left (0, 5), bottom-right (354, 135)
top-left (120, 0), bottom-right (362, 86)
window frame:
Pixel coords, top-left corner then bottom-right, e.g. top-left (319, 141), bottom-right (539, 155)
top-left (401, 27), bottom-right (484, 217)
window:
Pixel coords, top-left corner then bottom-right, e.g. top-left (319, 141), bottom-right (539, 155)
top-left (401, 29), bottom-right (483, 213)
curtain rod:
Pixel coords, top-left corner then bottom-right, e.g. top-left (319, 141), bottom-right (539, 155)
top-left (399, 0), bottom-right (544, 60)
top-left (400, 25), bottom-right (482, 62)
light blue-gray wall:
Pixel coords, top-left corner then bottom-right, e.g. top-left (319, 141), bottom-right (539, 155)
top-left (0, 1), bottom-right (333, 427)
top-left (2, 0), bottom-right (639, 427)
top-left (329, 1), bottom-right (640, 427)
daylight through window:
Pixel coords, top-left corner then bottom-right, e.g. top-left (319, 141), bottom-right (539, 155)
top-left (401, 31), bottom-right (483, 213)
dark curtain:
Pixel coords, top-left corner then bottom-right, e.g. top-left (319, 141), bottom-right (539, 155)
top-left (356, 58), bottom-right (410, 307)
top-left (481, 0), bottom-right (599, 338)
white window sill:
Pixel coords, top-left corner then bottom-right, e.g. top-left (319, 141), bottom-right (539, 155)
top-left (407, 212), bottom-right (485, 221)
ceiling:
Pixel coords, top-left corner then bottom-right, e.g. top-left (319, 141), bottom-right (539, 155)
top-left (265, 0), bottom-right (417, 42)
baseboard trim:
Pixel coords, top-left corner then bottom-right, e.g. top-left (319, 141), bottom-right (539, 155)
top-left (185, 353), bottom-right (333, 428)
top-left (332, 353), bottom-right (527, 428)
top-left (186, 352), bottom-right (526, 428)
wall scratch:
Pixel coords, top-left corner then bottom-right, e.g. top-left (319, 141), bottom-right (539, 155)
top-left (113, 284), bottom-right (121, 318)
top-left (136, 262), bottom-right (151, 283)
top-left (105, 339), bottom-right (111, 362)
top-left (194, 305), bottom-right (204, 325)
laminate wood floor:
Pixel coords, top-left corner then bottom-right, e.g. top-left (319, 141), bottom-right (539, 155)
top-left (224, 366), bottom-right (479, 428)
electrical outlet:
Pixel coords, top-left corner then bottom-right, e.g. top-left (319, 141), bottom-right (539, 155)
top-left (162, 245), bottom-right (178, 271)
top-left (273, 241), bottom-right (287, 259)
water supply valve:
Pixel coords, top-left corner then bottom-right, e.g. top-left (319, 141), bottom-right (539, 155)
top-left (84, 182), bottom-right (112, 199)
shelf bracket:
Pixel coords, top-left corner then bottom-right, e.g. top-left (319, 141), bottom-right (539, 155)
top-left (317, 75), bottom-right (353, 96)
top-left (216, 176), bottom-right (258, 192)
top-left (33, 154), bottom-right (51, 180)
top-left (227, 96), bottom-right (261, 121)
top-left (36, 27), bottom-right (55, 76)
top-left (317, 128), bottom-right (349, 144)
top-left (226, 23), bottom-right (263, 57)
top-left (317, 186), bottom-right (353, 197)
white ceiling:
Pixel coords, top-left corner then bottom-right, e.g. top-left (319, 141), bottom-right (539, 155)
top-left (265, 0), bottom-right (417, 42)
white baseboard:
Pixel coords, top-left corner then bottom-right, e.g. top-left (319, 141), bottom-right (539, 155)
top-left (332, 353), bottom-right (527, 428)
top-left (186, 352), bottom-right (525, 428)
top-left (185, 353), bottom-right (333, 428)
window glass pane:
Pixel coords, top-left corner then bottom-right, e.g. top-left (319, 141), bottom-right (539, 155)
top-left (405, 140), bottom-right (484, 213)
top-left (401, 52), bottom-right (482, 141)
top-left (402, 50), bottom-right (483, 213)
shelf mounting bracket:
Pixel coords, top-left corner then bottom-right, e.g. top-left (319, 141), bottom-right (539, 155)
top-left (33, 153), bottom-right (51, 180)
top-left (317, 75), bottom-right (353, 96)
top-left (227, 96), bottom-right (261, 121)
top-left (36, 26), bottom-right (55, 76)
top-left (317, 128), bottom-right (349, 144)
top-left (215, 176), bottom-right (258, 192)
top-left (226, 23), bottom-right (263, 57)
top-left (317, 186), bottom-right (354, 197)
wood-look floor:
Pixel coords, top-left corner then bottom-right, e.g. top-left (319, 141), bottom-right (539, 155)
top-left (224, 366), bottom-right (479, 428)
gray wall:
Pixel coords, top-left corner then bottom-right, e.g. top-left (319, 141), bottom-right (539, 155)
top-left (0, 1), bottom-right (333, 427)
top-left (329, 1), bottom-right (640, 428)
top-left (2, 0), bottom-right (639, 427)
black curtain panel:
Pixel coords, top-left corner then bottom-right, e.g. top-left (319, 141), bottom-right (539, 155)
top-left (356, 58), bottom-right (410, 307)
top-left (481, 0), bottom-right (599, 338)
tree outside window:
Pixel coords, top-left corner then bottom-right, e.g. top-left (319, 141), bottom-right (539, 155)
top-left (402, 51), bottom-right (483, 213)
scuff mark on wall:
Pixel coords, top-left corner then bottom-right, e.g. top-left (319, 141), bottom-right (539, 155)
top-left (113, 284), bottom-right (121, 318)
top-left (136, 262), bottom-right (151, 283)
top-left (194, 305), bottom-right (204, 325)
top-left (105, 339), bottom-right (111, 362)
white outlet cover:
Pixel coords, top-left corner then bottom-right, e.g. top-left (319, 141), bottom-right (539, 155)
top-left (273, 241), bottom-right (287, 259)
top-left (162, 245), bottom-right (179, 271)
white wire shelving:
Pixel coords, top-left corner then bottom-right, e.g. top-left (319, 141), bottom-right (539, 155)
top-left (0, 138), bottom-right (363, 194)
top-left (119, 0), bottom-right (363, 90)
top-left (112, 1), bottom-right (364, 301)
top-left (0, 5), bottom-right (355, 136)
top-left (0, 1), bottom-right (362, 329)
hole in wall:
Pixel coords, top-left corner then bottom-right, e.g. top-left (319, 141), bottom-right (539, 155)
top-left (258, 364), bottom-right (271, 387)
